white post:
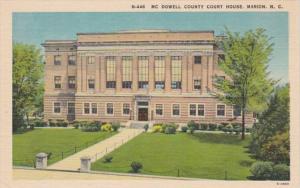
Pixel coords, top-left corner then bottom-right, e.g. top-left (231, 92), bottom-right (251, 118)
top-left (80, 156), bottom-right (91, 172)
top-left (35, 153), bottom-right (47, 169)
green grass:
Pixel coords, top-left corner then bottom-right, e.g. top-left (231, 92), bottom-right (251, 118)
top-left (13, 128), bottom-right (116, 167)
top-left (91, 132), bottom-right (255, 180)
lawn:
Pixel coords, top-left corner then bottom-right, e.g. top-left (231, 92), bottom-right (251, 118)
top-left (91, 132), bottom-right (255, 180)
top-left (13, 128), bottom-right (116, 167)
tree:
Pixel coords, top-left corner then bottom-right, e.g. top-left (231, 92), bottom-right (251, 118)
top-left (249, 84), bottom-right (289, 162)
top-left (13, 43), bottom-right (44, 132)
top-left (214, 28), bottom-right (275, 139)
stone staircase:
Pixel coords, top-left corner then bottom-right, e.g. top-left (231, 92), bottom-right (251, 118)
top-left (129, 121), bottom-right (149, 129)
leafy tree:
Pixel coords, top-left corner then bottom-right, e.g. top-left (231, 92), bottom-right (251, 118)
top-left (13, 43), bottom-right (44, 132)
top-left (249, 84), bottom-right (289, 162)
top-left (214, 28), bottom-right (275, 139)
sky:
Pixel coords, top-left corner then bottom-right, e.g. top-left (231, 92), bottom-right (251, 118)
top-left (13, 12), bottom-right (288, 83)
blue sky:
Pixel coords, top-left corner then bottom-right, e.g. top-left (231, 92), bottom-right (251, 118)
top-left (13, 12), bottom-right (288, 83)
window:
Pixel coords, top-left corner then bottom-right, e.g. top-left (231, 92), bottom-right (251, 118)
top-left (123, 103), bottom-right (130, 115)
top-left (155, 104), bottom-right (163, 116)
top-left (88, 79), bottom-right (95, 89)
top-left (54, 55), bottom-right (61, 65)
top-left (172, 104), bottom-right (180, 116)
top-left (54, 102), bottom-right (61, 113)
top-left (68, 55), bottom-right (76, 65)
top-left (106, 56), bottom-right (116, 83)
top-left (189, 104), bottom-right (197, 116)
top-left (233, 105), bottom-right (242, 117)
top-left (54, 76), bottom-right (61, 89)
top-left (68, 102), bottom-right (75, 114)
top-left (106, 81), bottom-right (116, 88)
top-left (171, 56), bottom-right (182, 89)
top-left (122, 81), bottom-right (132, 89)
top-left (194, 79), bottom-right (201, 90)
top-left (122, 56), bottom-right (132, 88)
top-left (138, 56), bottom-right (149, 89)
top-left (84, 103), bottom-right (90, 114)
top-left (154, 56), bottom-right (165, 89)
top-left (198, 104), bottom-right (205, 116)
top-left (68, 76), bottom-right (76, 89)
top-left (194, 56), bottom-right (201, 64)
top-left (87, 56), bottom-right (95, 64)
top-left (106, 103), bottom-right (114, 115)
top-left (217, 105), bottom-right (225, 117)
top-left (91, 103), bottom-right (97, 114)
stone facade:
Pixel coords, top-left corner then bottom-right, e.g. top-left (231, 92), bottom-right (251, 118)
top-left (42, 30), bottom-right (254, 126)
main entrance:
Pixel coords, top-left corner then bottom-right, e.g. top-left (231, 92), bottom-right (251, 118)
top-left (138, 108), bottom-right (148, 121)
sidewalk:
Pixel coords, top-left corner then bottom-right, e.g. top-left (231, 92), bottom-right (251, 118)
top-left (48, 128), bottom-right (143, 171)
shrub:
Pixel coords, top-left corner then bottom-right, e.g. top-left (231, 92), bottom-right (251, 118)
top-left (165, 126), bottom-right (176, 134)
top-left (208, 124), bottom-right (217, 131)
top-left (187, 120), bottom-right (197, 130)
top-left (181, 126), bottom-right (188, 132)
top-left (111, 121), bottom-right (121, 131)
top-left (152, 125), bottom-right (162, 133)
top-left (144, 124), bottom-right (149, 132)
top-left (34, 120), bottom-right (47, 127)
top-left (232, 123), bottom-right (242, 129)
top-left (188, 127), bottom-right (195, 134)
top-left (130, 161), bottom-right (143, 173)
top-left (103, 155), bottom-right (113, 163)
top-left (56, 120), bottom-right (68, 127)
top-left (48, 120), bottom-right (56, 127)
top-left (221, 122), bottom-right (229, 127)
top-left (217, 124), bottom-right (224, 131)
top-left (81, 121), bottom-right (101, 132)
top-left (200, 123), bottom-right (208, 130)
top-left (246, 127), bottom-right (252, 133)
top-left (72, 121), bottom-right (80, 129)
top-left (272, 164), bottom-right (290, 180)
top-left (250, 161), bottom-right (273, 180)
top-left (101, 123), bottom-right (113, 132)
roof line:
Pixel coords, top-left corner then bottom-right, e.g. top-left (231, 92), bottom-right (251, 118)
top-left (77, 30), bottom-right (215, 35)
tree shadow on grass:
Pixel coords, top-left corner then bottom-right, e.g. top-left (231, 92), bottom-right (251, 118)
top-left (190, 133), bottom-right (247, 145)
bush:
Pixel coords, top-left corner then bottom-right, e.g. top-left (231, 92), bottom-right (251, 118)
top-left (250, 161), bottom-right (273, 180)
top-left (188, 127), bottom-right (195, 134)
top-left (49, 120), bottom-right (56, 127)
top-left (165, 126), bottom-right (176, 134)
top-left (101, 123), bottom-right (113, 132)
top-left (272, 164), bottom-right (290, 180)
top-left (56, 120), bottom-right (68, 127)
top-left (103, 155), bottom-right (113, 163)
top-left (181, 126), bottom-right (188, 132)
top-left (152, 125), bottom-right (162, 133)
top-left (131, 161), bottom-right (143, 173)
top-left (200, 123), bottom-right (208, 130)
top-left (81, 121), bottom-right (101, 132)
top-left (34, 120), bottom-right (47, 127)
top-left (232, 123), bottom-right (242, 129)
top-left (246, 127), bottom-right (252, 133)
top-left (144, 124), bottom-right (149, 132)
top-left (187, 120), bottom-right (197, 130)
top-left (111, 121), bottom-right (121, 131)
top-left (208, 124), bottom-right (217, 131)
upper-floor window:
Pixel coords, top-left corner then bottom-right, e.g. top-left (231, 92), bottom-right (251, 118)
top-left (54, 76), bottom-right (61, 89)
top-left (172, 104), bottom-right (180, 116)
top-left (138, 56), bottom-right (149, 89)
top-left (123, 103), bottom-right (130, 115)
top-left (233, 105), bottom-right (242, 117)
top-left (122, 56), bottom-right (132, 89)
top-left (155, 104), bottom-right (163, 116)
top-left (87, 56), bottom-right (95, 64)
top-left (194, 56), bottom-right (201, 64)
top-left (54, 55), bottom-right (61, 65)
top-left (194, 79), bottom-right (201, 90)
top-left (106, 56), bottom-right (116, 86)
top-left (154, 56), bottom-right (165, 89)
top-left (68, 102), bottom-right (75, 114)
top-left (217, 104), bottom-right (225, 117)
top-left (106, 103), bottom-right (114, 115)
top-left (68, 55), bottom-right (76, 65)
top-left (68, 76), bottom-right (76, 89)
top-left (171, 56), bottom-right (182, 89)
top-left (53, 102), bottom-right (61, 113)
top-left (88, 79), bottom-right (95, 89)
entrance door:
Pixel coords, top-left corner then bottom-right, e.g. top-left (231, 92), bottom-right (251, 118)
top-left (138, 108), bottom-right (148, 121)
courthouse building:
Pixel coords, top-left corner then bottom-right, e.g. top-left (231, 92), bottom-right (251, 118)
top-left (42, 30), bottom-right (254, 125)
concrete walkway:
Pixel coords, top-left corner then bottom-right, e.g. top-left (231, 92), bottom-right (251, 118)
top-left (48, 128), bottom-right (143, 171)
